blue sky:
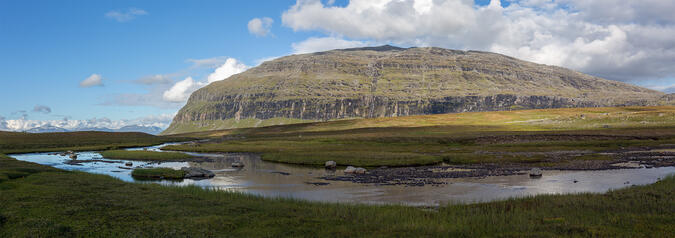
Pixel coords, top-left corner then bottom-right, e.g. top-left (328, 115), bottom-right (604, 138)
top-left (1, 0), bottom-right (310, 122)
top-left (1, 0), bottom-right (673, 131)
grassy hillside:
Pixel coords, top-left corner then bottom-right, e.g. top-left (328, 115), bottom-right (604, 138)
top-left (165, 106), bottom-right (675, 167)
top-left (0, 131), bottom-right (188, 154)
top-left (1, 154), bottom-right (673, 237)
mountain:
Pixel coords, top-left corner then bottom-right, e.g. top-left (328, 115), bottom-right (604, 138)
top-left (25, 125), bottom-right (71, 133)
top-left (22, 125), bottom-right (164, 135)
top-left (114, 125), bottom-right (164, 135)
top-left (163, 45), bottom-right (664, 135)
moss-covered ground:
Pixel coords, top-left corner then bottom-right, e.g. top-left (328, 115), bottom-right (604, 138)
top-left (0, 153), bottom-right (673, 237)
top-left (165, 106), bottom-right (675, 167)
top-left (130, 168), bottom-right (186, 179)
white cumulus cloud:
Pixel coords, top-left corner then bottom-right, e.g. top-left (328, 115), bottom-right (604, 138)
top-left (80, 74), bottom-right (104, 87)
top-left (281, 0), bottom-right (675, 85)
top-left (206, 58), bottom-right (249, 83)
top-left (161, 58), bottom-right (249, 103)
top-left (292, 37), bottom-right (371, 54)
top-left (248, 17), bottom-right (274, 36)
top-left (162, 77), bottom-right (205, 103)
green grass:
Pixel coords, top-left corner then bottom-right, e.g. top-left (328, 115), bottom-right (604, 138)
top-left (99, 150), bottom-right (195, 161)
top-left (0, 131), bottom-right (189, 154)
top-left (0, 154), bottom-right (673, 237)
top-left (131, 168), bottom-right (185, 179)
top-left (164, 106), bottom-right (675, 167)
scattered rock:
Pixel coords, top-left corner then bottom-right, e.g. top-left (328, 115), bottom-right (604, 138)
top-left (181, 167), bottom-right (215, 178)
top-left (271, 171), bottom-right (290, 176)
top-left (69, 154), bottom-right (78, 159)
top-left (354, 167), bottom-right (367, 174)
top-left (611, 162), bottom-right (642, 168)
top-left (344, 166), bottom-right (357, 173)
top-left (529, 168), bottom-right (542, 178)
top-left (125, 162), bottom-right (133, 167)
top-left (305, 182), bottom-right (330, 186)
top-left (602, 124), bottom-right (611, 128)
top-left (231, 162), bottom-right (244, 168)
top-left (324, 161), bottom-right (337, 169)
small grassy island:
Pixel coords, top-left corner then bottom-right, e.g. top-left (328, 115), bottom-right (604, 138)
top-left (99, 150), bottom-right (195, 161)
top-left (131, 168), bottom-right (185, 179)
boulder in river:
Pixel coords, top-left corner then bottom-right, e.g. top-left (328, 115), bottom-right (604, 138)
top-left (529, 168), bottom-right (542, 178)
top-left (344, 166), bottom-right (357, 173)
top-left (181, 167), bottom-right (215, 178)
top-left (354, 168), bottom-right (367, 174)
top-left (231, 162), bottom-right (244, 168)
top-left (69, 154), bottom-right (78, 159)
top-left (325, 161), bottom-right (337, 169)
top-left (125, 162), bottom-right (133, 167)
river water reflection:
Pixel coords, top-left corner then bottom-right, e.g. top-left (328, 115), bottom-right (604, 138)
top-left (10, 143), bottom-right (675, 206)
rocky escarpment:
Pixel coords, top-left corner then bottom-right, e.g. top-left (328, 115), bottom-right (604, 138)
top-left (163, 45), bottom-right (664, 134)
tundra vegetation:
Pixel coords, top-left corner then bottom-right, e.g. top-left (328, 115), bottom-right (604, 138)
top-left (130, 168), bottom-right (186, 179)
top-left (0, 153), bottom-right (673, 236)
top-left (165, 106), bottom-right (675, 167)
top-left (0, 106), bottom-right (673, 236)
top-left (0, 131), bottom-right (185, 154)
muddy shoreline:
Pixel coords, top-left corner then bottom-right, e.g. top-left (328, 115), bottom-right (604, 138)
top-left (321, 148), bottom-right (675, 186)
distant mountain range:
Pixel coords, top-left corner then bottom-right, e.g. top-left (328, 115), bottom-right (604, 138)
top-left (24, 125), bottom-right (164, 135)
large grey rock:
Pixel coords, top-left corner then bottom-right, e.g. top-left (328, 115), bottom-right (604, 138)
top-left (181, 167), bottom-right (215, 178)
top-left (354, 167), bottom-right (367, 174)
top-left (529, 168), bottom-right (542, 177)
top-left (344, 166), bottom-right (357, 173)
top-left (325, 161), bottom-right (337, 169)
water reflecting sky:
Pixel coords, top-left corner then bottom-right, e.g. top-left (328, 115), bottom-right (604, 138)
top-left (11, 144), bottom-right (675, 206)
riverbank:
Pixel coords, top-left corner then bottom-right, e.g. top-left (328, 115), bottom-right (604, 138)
top-left (0, 131), bottom-right (190, 154)
top-left (164, 106), bottom-right (675, 169)
top-left (1, 153), bottom-right (673, 236)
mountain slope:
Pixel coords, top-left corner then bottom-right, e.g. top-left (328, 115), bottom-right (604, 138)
top-left (164, 45), bottom-right (664, 135)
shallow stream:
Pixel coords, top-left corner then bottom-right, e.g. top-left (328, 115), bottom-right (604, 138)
top-left (10, 143), bottom-right (674, 206)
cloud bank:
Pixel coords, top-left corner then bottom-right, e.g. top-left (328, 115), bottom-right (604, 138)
top-left (0, 114), bottom-right (175, 132)
top-left (282, 0), bottom-right (675, 84)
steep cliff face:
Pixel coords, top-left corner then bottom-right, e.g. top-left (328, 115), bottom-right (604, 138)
top-left (163, 46), bottom-right (664, 134)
